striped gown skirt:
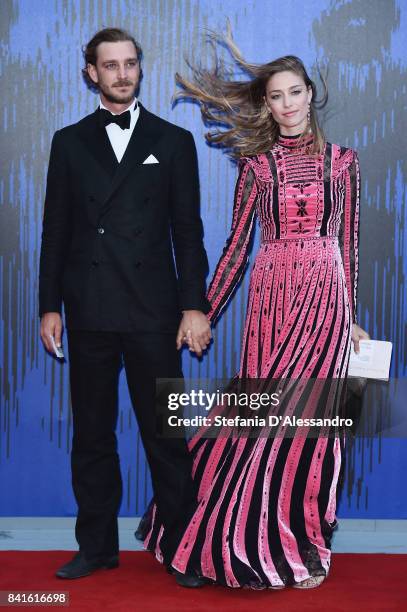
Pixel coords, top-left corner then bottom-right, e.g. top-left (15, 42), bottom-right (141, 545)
top-left (144, 236), bottom-right (352, 588)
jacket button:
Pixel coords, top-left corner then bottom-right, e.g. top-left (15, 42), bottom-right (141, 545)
top-left (98, 227), bottom-right (105, 234)
top-left (135, 262), bottom-right (141, 268)
top-left (92, 260), bottom-right (99, 267)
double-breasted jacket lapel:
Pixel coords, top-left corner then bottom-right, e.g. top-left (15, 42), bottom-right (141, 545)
top-left (78, 110), bottom-right (119, 179)
top-left (99, 104), bottom-right (162, 215)
top-left (78, 104), bottom-right (163, 217)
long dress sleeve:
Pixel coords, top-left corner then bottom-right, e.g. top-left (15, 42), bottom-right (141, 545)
top-left (338, 149), bottom-right (360, 324)
top-left (207, 160), bottom-right (258, 324)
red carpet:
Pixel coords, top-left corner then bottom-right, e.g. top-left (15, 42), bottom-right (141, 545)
top-left (0, 552), bottom-right (405, 611)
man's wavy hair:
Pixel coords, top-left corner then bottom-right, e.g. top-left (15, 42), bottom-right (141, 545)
top-left (82, 27), bottom-right (143, 92)
top-left (175, 25), bottom-right (327, 158)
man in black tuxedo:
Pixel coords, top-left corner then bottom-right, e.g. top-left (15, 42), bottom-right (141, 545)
top-left (39, 28), bottom-right (211, 587)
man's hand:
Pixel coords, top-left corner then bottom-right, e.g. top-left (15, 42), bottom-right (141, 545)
top-left (351, 323), bottom-right (370, 354)
top-left (40, 312), bottom-right (63, 354)
top-left (176, 310), bottom-right (211, 357)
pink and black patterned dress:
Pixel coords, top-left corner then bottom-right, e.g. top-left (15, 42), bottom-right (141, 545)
top-left (144, 132), bottom-right (360, 588)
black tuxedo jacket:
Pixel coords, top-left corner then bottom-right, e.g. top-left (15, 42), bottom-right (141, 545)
top-left (39, 104), bottom-right (210, 332)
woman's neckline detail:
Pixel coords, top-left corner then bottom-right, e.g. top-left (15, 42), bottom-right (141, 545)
top-left (277, 131), bottom-right (314, 149)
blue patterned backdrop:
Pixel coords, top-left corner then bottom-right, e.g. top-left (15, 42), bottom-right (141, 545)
top-left (0, 0), bottom-right (406, 519)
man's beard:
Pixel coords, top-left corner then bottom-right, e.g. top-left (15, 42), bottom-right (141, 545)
top-left (99, 81), bottom-right (138, 105)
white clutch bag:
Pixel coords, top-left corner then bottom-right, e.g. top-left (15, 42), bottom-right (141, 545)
top-left (348, 340), bottom-right (392, 381)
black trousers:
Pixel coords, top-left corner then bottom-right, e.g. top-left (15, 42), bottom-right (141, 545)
top-left (67, 330), bottom-right (197, 564)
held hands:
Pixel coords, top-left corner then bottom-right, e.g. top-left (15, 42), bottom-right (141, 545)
top-left (351, 323), bottom-right (370, 354)
top-left (176, 310), bottom-right (212, 357)
top-left (40, 312), bottom-right (63, 353)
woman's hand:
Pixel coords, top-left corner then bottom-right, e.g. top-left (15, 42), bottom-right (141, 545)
top-left (351, 323), bottom-right (370, 354)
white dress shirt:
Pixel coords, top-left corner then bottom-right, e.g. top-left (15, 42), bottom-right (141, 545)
top-left (100, 99), bottom-right (140, 163)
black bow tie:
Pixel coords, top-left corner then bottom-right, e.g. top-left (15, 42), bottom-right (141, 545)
top-left (99, 108), bottom-right (131, 130)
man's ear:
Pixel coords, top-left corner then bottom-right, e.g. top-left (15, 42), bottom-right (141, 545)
top-left (87, 63), bottom-right (98, 85)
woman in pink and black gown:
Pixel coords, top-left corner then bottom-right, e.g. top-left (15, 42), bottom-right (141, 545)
top-left (141, 43), bottom-right (369, 589)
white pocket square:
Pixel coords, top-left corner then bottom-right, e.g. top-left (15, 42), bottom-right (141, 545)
top-left (142, 154), bottom-right (159, 164)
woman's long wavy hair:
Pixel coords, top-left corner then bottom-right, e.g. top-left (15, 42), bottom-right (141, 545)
top-left (175, 26), bottom-right (327, 157)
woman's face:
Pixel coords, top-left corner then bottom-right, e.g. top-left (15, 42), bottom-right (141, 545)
top-left (264, 70), bottom-right (312, 136)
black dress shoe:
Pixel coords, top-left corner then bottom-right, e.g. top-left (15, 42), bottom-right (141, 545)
top-left (169, 567), bottom-right (208, 588)
top-left (134, 515), bottom-right (149, 541)
top-left (134, 501), bottom-right (154, 541)
top-left (56, 552), bottom-right (119, 579)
